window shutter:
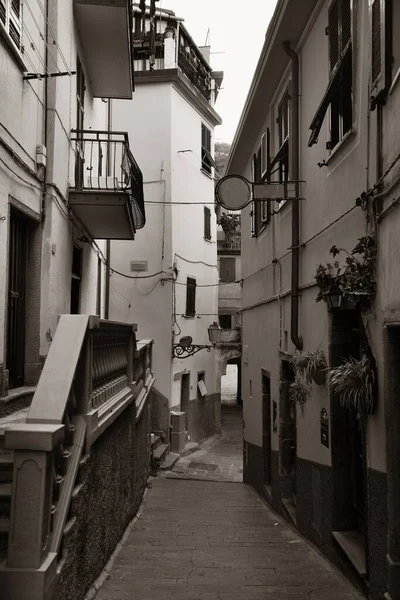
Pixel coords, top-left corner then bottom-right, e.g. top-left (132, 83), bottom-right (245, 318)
top-left (9, 0), bottom-right (21, 48)
top-left (204, 206), bottom-right (211, 240)
top-left (0, 0), bottom-right (6, 25)
top-left (260, 132), bottom-right (268, 176)
top-left (186, 277), bottom-right (196, 316)
top-left (329, 0), bottom-right (340, 71)
top-left (341, 0), bottom-right (352, 51)
top-left (220, 257), bottom-right (235, 283)
top-left (371, 0), bottom-right (390, 106)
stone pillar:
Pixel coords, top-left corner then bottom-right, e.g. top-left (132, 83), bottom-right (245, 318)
top-left (0, 423), bottom-right (64, 600)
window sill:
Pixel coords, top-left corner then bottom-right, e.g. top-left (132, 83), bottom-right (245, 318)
top-left (325, 128), bottom-right (356, 166)
top-left (204, 237), bottom-right (213, 243)
top-left (182, 315), bottom-right (195, 319)
top-left (200, 168), bottom-right (213, 179)
top-left (0, 26), bottom-right (28, 72)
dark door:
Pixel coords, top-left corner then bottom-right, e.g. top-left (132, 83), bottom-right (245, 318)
top-left (262, 373), bottom-right (272, 487)
top-left (7, 209), bottom-right (28, 389)
top-left (331, 310), bottom-right (366, 537)
top-left (71, 245), bottom-right (83, 314)
top-left (181, 373), bottom-right (190, 430)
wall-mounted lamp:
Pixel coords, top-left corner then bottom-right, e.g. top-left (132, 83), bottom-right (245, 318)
top-left (172, 322), bottom-right (222, 359)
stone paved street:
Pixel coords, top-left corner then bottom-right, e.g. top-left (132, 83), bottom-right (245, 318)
top-left (94, 404), bottom-right (363, 600)
top-left (95, 478), bottom-right (362, 600)
top-left (166, 405), bottom-right (243, 482)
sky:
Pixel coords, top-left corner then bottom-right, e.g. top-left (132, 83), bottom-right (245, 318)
top-left (162, 0), bottom-right (278, 143)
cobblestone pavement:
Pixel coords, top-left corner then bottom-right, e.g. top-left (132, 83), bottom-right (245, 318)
top-left (95, 478), bottom-right (363, 600)
top-left (166, 405), bottom-right (243, 482)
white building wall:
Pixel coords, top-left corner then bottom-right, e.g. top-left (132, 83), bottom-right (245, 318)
top-left (170, 86), bottom-right (219, 407)
top-left (110, 84), bottom-right (173, 400)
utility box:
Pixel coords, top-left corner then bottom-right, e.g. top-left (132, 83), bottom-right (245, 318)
top-left (170, 411), bottom-right (185, 452)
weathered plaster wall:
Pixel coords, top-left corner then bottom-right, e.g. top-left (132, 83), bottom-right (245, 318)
top-left (110, 83), bottom-right (173, 401)
top-left (58, 399), bottom-right (151, 600)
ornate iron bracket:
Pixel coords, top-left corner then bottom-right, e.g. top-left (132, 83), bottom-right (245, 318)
top-left (172, 344), bottom-right (213, 359)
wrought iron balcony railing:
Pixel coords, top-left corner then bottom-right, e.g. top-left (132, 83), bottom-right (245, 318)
top-left (70, 130), bottom-right (145, 230)
top-left (178, 49), bottom-right (212, 101)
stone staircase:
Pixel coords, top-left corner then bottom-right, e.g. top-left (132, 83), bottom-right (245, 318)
top-left (151, 433), bottom-right (169, 469)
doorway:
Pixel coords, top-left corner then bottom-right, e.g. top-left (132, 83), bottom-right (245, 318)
top-left (6, 208), bottom-right (29, 389)
top-left (262, 372), bottom-right (272, 489)
top-left (331, 310), bottom-right (366, 540)
top-left (279, 359), bottom-right (296, 502)
top-left (181, 373), bottom-right (190, 430)
top-left (71, 245), bottom-right (83, 314)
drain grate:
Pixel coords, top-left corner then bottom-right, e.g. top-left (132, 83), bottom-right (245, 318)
top-left (188, 462), bottom-right (218, 471)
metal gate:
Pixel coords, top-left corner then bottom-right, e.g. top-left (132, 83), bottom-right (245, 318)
top-left (7, 209), bottom-right (28, 389)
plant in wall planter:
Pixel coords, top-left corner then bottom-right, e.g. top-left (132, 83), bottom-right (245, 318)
top-left (291, 349), bottom-right (327, 386)
top-left (289, 376), bottom-right (311, 414)
top-left (328, 355), bottom-right (376, 419)
top-left (314, 235), bottom-right (376, 310)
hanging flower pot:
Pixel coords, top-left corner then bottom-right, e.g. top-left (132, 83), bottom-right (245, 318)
top-left (328, 355), bottom-right (376, 418)
top-left (291, 349), bottom-right (327, 386)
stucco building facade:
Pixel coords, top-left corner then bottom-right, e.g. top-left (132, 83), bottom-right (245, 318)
top-left (226, 0), bottom-right (400, 597)
top-left (109, 5), bottom-right (224, 445)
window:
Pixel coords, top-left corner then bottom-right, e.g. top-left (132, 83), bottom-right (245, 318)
top-left (370, 0), bottom-right (392, 108)
top-left (219, 314), bottom-right (232, 329)
top-left (185, 277), bottom-right (196, 317)
top-left (219, 257), bottom-right (235, 283)
top-left (308, 0), bottom-right (353, 149)
top-left (201, 123), bottom-right (216, 175)
top-left (204, 206), bottom-right (211, 240)
top-left (251, 139), bottom-right (270, 237)
top-left (0, 0), bottom-right (22, 49)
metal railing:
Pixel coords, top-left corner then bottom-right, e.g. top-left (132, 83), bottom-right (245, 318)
top-left (70, 130), bottom-right (145, 229)
top-left (178, 49), bottom-right (212, 101)
top-left (217, 233), bottom-right (241, 252)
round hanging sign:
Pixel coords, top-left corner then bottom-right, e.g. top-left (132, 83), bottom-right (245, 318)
top-left (215, 175), bottom-right (252, 211)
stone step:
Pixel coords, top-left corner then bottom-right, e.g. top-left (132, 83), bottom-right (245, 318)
top-left (152, 443), bottom-right (169, 464)
top-left (151, 434), bottom-right (162, 450)
top-left (160, 453), bottom-right (180, 471)
top-left (282, 498), bottom-right (297, 528)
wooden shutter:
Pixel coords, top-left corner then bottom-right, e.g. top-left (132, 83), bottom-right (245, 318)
top-left (186, 277), bottom-right (196, 316)
top-left (371, 0), bottom-right (391, 105)
top-left (0, 0), bottom-right (6, 25)
top-left (220, 257), bottom-right (235, 283)
top-left (329, 0), bottom-right (340, 71)
top-left (204, 206), bottom-right (211, 240)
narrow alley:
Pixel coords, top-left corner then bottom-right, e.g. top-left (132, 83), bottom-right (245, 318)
top-left (93, 405), bottom-right (362, 600)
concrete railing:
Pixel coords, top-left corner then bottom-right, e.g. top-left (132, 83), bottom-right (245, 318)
top-left (0, 315), bottom-right (154, 600)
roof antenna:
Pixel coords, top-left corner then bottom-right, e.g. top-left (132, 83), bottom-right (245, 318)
top-left (204, 27), bottom-right (210, 46)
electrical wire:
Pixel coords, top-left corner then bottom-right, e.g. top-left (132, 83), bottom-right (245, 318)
top-left (0, 156), bottom-right (43, 191)
top-left (175, 253), bottom-right (217, 268)
top-left (35, 0), bottom-right (72, 74)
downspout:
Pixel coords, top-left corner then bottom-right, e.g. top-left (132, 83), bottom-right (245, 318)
top-left (104, 100), bottom-right (112, 320)
top-left (283, 41), bottom-right (303, 351)
top-left (42, 0), bottom-right (49, 220)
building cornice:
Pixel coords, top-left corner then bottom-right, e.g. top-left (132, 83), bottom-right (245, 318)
top-left (134, 68), bottom-right (222, 127)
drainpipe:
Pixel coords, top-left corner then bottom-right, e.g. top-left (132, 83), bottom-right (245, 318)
top-left (283, 41), bottom-right (303, 351)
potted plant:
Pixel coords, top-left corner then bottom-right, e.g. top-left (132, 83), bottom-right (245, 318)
top-left (328, 355), bottom-right (376, 418)
top-left (219, 213), bottom-right (240, 236)
top-left (289, 377), bottom-right (312, 414)
top-left (291, 349), bottom-right (327, 386)
top-left (315, 235), bottom-right (376, 309)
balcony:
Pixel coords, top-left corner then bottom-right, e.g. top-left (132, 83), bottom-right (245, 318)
top-left (73, 0), bottom-right (134, 98)
top-left (217, 233), bottom-right (241, 254)
top-left (178, 49), bottom-right (212, 102)
top-left (69, 130), bottom-right (145, 240)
